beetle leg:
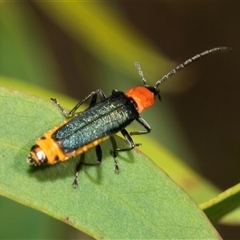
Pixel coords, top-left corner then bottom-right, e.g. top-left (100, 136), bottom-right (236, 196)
top-left (119, 129), bottom-right (141, 151)
top-left (130, 117), bottom-right (151, 135)
top-left (95, 144), bottom-right (102, 164)
top-left (51, 89), bottom-right (106, 118)
top-left (112, 129), bottom-right (141, 172)
top-left (72, 153), bottom-right (85, 188)
top-left (89, 90), bottom-right (107, 107)
top-left (111, 118), bottom-right (151, 172)
top-left (111, 148), bottom-right (119, 172)
top-left (72, 145), bottom-right (102, 188)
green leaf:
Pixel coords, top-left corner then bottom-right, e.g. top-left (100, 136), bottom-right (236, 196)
top-left (0, 85), bottom-right (220, 239)
top-left (200, 183), bottom-right (240, 223)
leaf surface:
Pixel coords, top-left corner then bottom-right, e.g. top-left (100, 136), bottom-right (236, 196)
top-left (0, 85), bottom-right (221, 239)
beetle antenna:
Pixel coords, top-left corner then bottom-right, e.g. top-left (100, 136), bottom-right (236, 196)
top-left (135, 62), bottom-right (147, 85)
top-left (154, 46), bottom-right (232, 89)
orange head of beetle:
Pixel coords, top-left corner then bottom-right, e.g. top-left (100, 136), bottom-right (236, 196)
top-left (128, 47), bottom-right (231, 113)
top-left (125, 85), bottom-right (160, 113)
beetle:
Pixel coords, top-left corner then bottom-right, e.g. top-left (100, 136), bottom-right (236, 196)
top-left (28, 47), bottom-right (230, 187)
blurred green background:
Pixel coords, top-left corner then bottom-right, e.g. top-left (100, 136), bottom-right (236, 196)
top-left (0, 2), bottom-right (239, 239)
